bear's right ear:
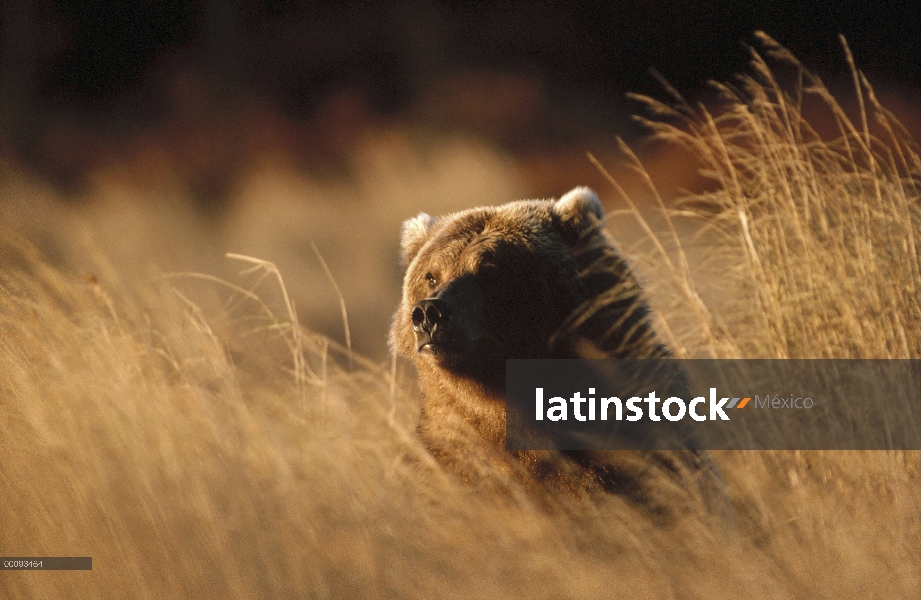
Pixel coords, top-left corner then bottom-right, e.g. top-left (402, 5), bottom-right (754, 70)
top-left (400, 212), bottom-right (437, 266)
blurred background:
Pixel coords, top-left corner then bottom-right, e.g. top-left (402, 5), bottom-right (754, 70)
top-left (1, 0), bottom-right (919, 360)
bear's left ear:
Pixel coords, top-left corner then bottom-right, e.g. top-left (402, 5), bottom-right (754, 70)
top-left (400, 212), bottom-right (437, 267)
top-left (551, 187), bottom-right (604, 232)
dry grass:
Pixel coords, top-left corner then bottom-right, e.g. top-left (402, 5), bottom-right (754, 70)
top-left (620, 32), bottom-right (921, 361)
top-left (2, 35), bottom-right (920, 598)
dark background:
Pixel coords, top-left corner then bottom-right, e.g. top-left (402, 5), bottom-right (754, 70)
top-left (1, 0), bottom-right (919, 364)
top-left (1, 0), bottom-right (919, 199)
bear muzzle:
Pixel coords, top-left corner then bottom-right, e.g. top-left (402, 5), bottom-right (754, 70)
top-left (411, 298), bottom-right (452, 354)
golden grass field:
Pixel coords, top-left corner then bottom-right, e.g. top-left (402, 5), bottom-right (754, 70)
top-left (1, 35), bottom-right (919, 598)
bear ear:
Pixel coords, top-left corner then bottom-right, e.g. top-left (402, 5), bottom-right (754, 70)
top-left (400, 212), bottom-right (437, 266)
top-left (552, 187), bottom-right (604, 229)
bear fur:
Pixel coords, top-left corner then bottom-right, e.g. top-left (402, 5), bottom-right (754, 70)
top-left (391, 187), bottom-right (725, 517)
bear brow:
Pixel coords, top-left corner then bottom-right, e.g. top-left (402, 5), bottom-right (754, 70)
top-left (426, 211), bottom-right (542, 271)
top-left (458, 231), bottom-right (544, 274)
top-left (477, 221), bottom-right (542, 251)
top-left (418, 234), bottom-right (470, 274)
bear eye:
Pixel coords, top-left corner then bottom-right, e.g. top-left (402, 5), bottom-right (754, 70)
top-left (425, 272), bottom-right (437, 288)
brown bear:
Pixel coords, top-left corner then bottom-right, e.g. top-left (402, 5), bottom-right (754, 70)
top-left (390, 187), bottom-right (725, 518)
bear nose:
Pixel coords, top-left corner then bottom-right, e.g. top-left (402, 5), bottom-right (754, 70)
top-left (411, 298), bottom-right (451, 334)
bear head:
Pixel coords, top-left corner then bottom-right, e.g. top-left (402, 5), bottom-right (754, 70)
top-left (390, 187), bottom-right (663, 397)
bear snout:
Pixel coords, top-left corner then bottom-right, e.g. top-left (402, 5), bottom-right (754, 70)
top-left (411, 298), bottom-right (452, 352)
